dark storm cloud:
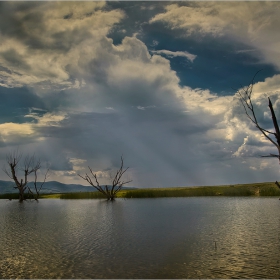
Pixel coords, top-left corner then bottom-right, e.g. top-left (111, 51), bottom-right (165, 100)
top-left (47, 154), bottom-right (73, 171)
top-left (0, 2), bottom-right (102, 52)
top-left (1, 49), bottom-right (31, 70)
top-left (27, 101), bottom-right (230, 187)
top-left (0, 2), bottom-right (47, 46)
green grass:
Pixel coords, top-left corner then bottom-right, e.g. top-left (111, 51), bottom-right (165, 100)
top-left (40, 193), bottom-right (62, 199)
top-left (1, 182), bottom-right (280, 199)
top-left (259, 186), bottom-right (280, 196)
top-left (119, 182), bottom-right (280, 198)
top-left (120, 186), bottom-right (253, 198)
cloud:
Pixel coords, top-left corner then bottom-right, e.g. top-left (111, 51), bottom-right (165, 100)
top-left (149, 3), bottom-right (230, 37)
top-left (150, 49), bottom-right (197, 62)
top-left (0, 122), bottom-right (34, 139)
top-left (150, 2), bottom-right (280, 70)
top-left (219, 73), bottom-right (280, 165)
top-left (0, 25), bottom-right (248, 186)
top-left (0, 2), bottom-right (125, 89)
top-left (232, 135), bottom-right (273, 158)
top-left (1, 2), bottom-right (280, 187)
top-left (25, 111), bottom-right (67, 127)
top-left (0, 110), bottom-right (68, 146)
top-left (175, 86), bottom-right (232, 116)
top-left (136, 105), bottom-right (156, 110)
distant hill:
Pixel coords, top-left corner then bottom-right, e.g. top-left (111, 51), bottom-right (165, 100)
top-left (0, 180), bottom-right (136, 194)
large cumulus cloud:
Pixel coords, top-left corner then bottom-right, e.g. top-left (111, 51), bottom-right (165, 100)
top-left (0, 1), bottom-right (124, 89)
top-left (0, 2), bottom-right (280, 186)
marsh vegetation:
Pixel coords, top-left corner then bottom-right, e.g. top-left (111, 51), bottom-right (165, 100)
top-left (60, 182), bottom-right (280, 199)
top-left (2, 181), bottom-right (278, 200)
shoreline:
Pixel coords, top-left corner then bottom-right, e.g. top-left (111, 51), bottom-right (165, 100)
top-left (2, 181), bottom-right (280, 199)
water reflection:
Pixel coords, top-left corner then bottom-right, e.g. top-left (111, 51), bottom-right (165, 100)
top-left (0, 197), bottom-right (279, 278)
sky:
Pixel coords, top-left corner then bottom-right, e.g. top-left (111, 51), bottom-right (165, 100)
top-left (1, 1), bottom-right (280, 188)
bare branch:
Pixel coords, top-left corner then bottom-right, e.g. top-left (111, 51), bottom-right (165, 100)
top-left (78, 170), bottom-right (108, 197)
top-left (79, 156), bottom-right (132, 200)
top-left (31, 167), bottom-right (50, 200)
top-left (237, 70), bottom-right (280, 173)
top-left (261, 154), bottom-right (280, 158)
top-left (4, 151), bottom-right (45, 202)
top-left (38, 168), bottom-right (50, 192)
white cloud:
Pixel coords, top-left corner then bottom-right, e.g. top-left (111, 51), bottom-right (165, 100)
top-left (52, 170), bottom-right (76, 177)
top-left (0, 112), bottom-right (67, 143)
top-left (136, 105), bottom-right (156, 110)
top-left (104, 37), bottom-right (180, 93)
top-left (151, 49), bottom-right (197, 62)
top-left (0, 123), bottom-right (34, 138)
top-left (150, 4), bottom-right (228, 37)
top-left (69, 158), bottom-right (87, 172)
top-left (0, 2), bottom-right (125, 89)
top-left (150, 2), bottom-right (280, 70)
top-left (222, 74), bottom-right (280, 160)
top-left (175, 86), bottom-right (232, 116)
top-left (250, 74), bottom-right (280, 98)
top-left (25, 112), bottom-right (68, 127)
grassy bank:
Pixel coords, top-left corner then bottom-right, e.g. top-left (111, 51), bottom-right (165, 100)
top-left (1, 182), bottom-right (280, 200)
top-left (118, 182), bottom-right (280, 198)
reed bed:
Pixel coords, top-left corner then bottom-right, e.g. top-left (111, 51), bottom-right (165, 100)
top-left (120, 186), bottom-right (252, 198)
top-left (121, 183), bottom-right (280, 198)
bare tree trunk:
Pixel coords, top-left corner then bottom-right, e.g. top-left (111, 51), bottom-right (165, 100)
top-left (19, 188), bottom-right (25, 202)
top-left (3, 152), bottom-right (44, 202)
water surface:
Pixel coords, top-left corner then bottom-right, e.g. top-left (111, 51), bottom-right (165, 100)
top-left (0, 197), bottom-right (279, 278)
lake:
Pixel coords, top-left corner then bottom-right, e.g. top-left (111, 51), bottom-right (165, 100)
top-left (0, 197), bottom-right (279, 278)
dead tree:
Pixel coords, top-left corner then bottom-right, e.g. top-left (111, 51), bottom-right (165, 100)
top-left (237, 71), bottom-right (280, 188)
top-left (27, 167), bottom-right (49, 201)
top-left (4, 151), bottom-right (46, 202)
top-left (78, 156), bottom-right (132, 201)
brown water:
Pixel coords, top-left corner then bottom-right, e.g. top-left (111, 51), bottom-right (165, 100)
top-left (0, 197), bottom-right (279, 278)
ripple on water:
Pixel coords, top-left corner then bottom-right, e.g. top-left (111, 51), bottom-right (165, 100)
top-left (0, 197), bottom-right (279, 278)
